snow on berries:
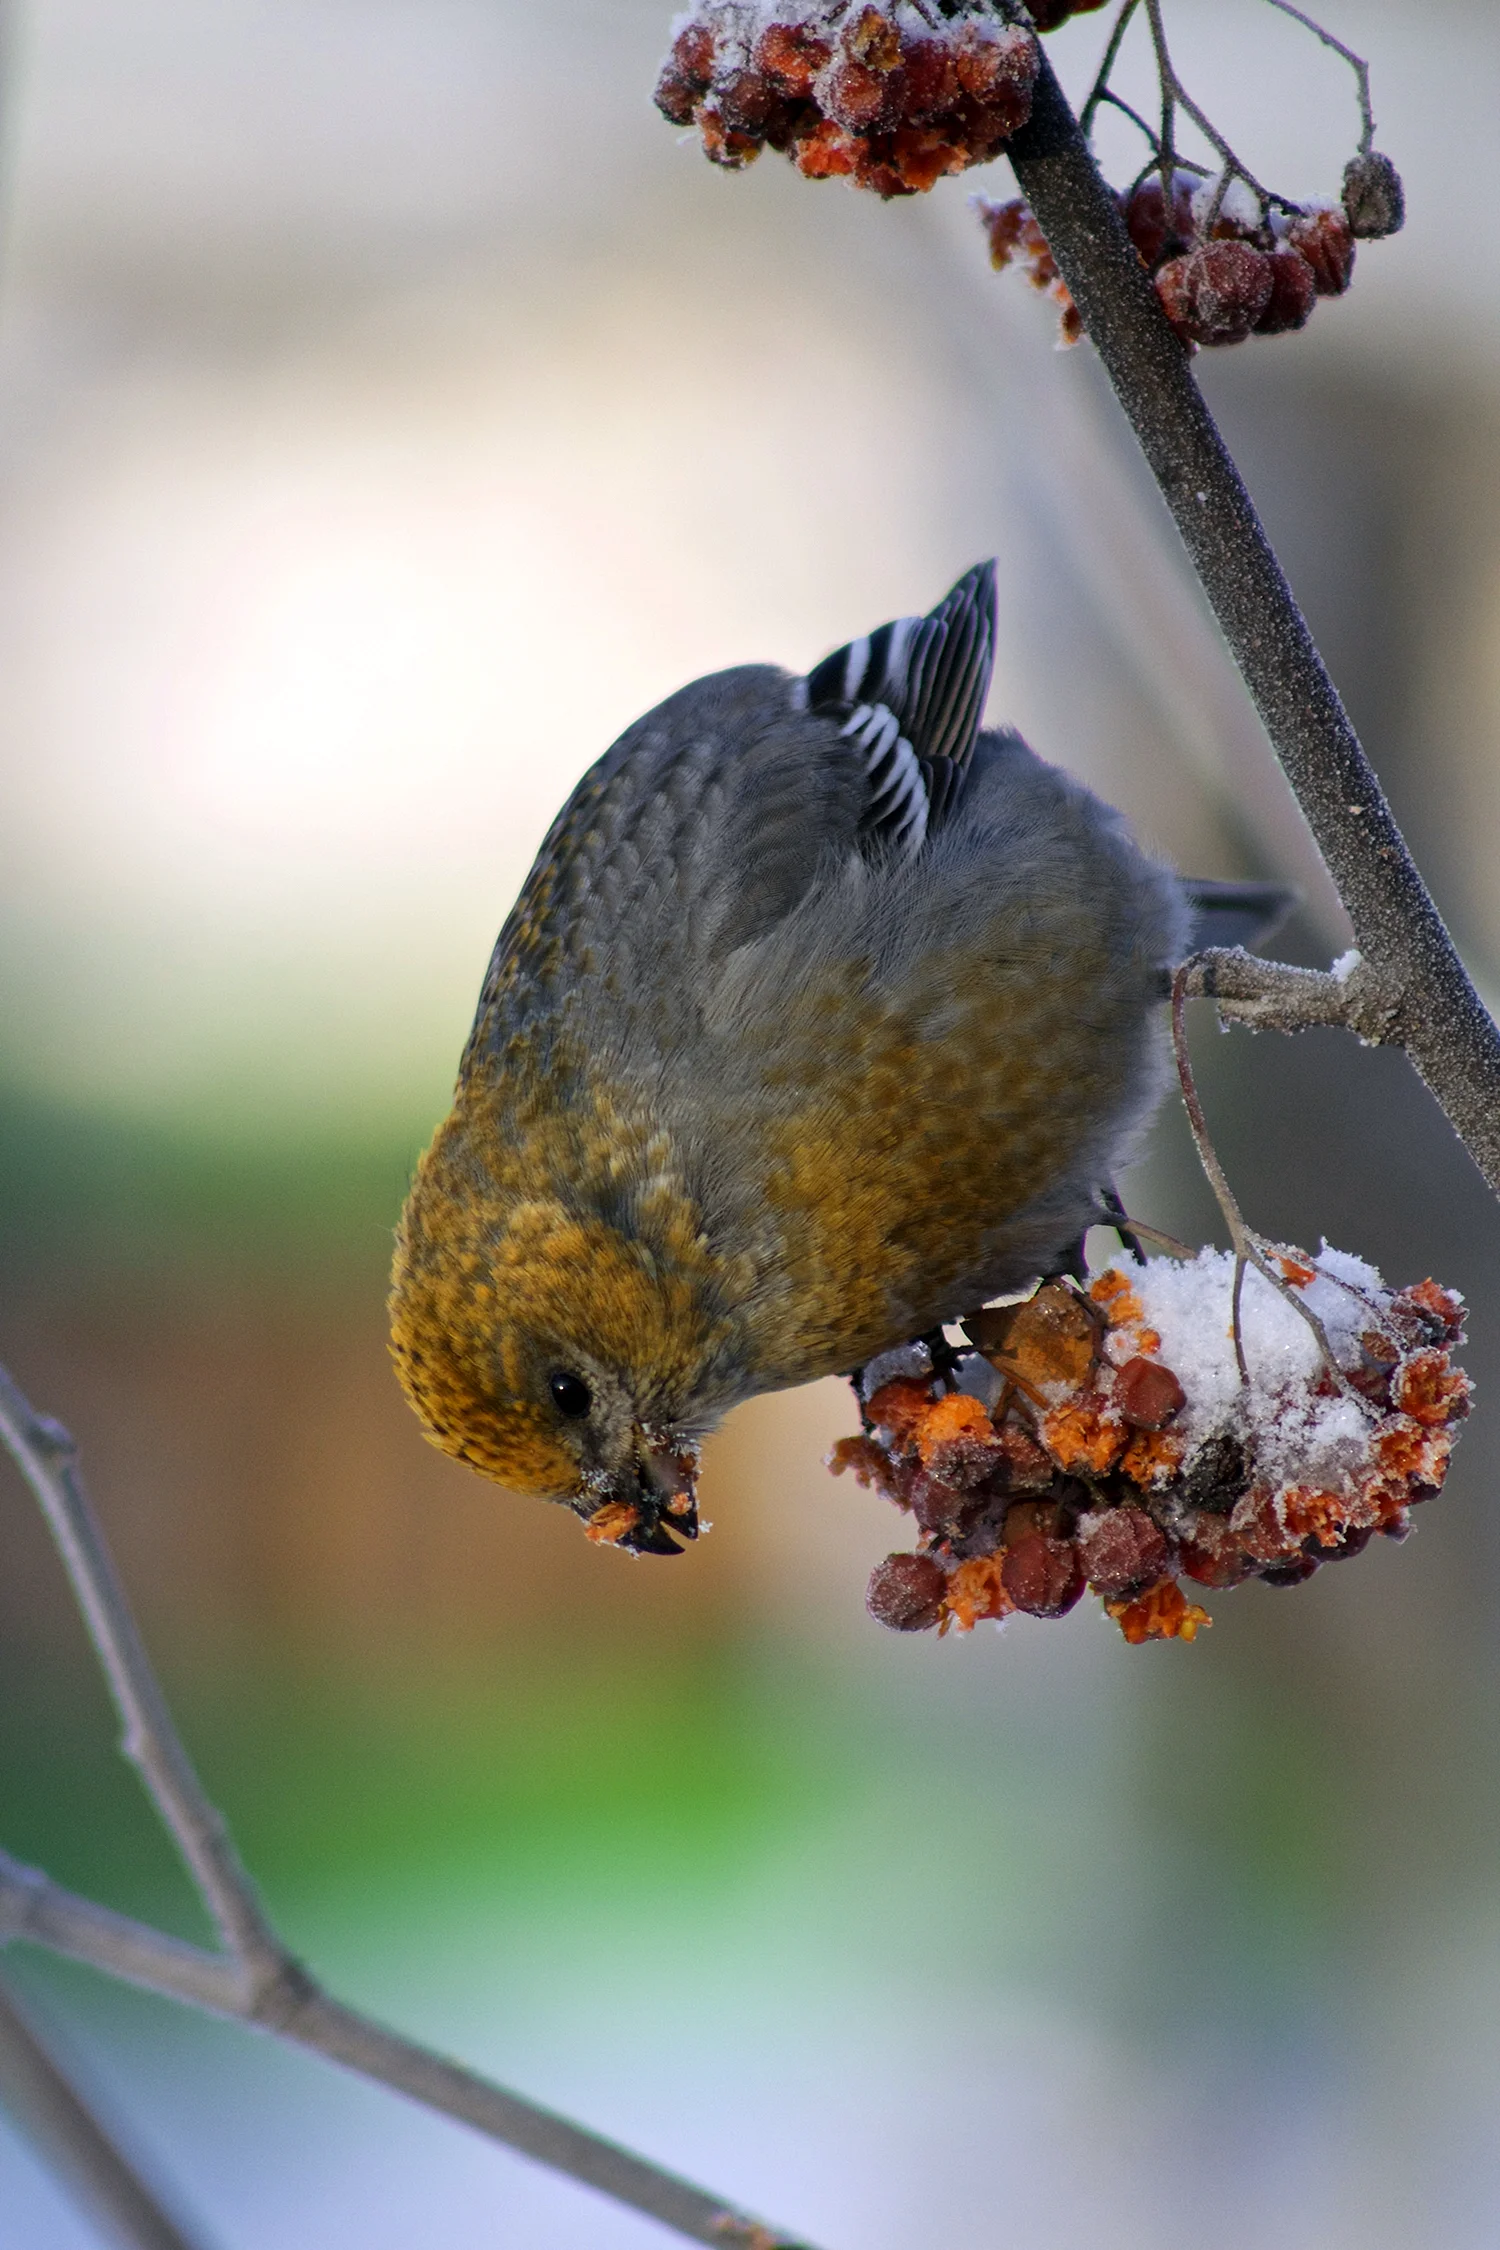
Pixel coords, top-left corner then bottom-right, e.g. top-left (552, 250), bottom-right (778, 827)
top-left (830, 1248), bottom-right (1469, 1647)
top-left (978, 162), bottom-right (1380, 351)
top-left (654, 4), bottom-right (1041, 197)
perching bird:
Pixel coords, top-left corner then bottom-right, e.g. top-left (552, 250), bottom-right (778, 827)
top-left (390, 564), bottom-right (1287, 1553)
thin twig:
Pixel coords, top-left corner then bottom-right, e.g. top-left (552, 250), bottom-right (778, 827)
top-left (0, 1372), bottom-right (818, 2250)
top-left (1096, 88), bottom-right (1163, 163)
top-left (1142, 0), bottom-right (1278, 212)
top-left (1002, 50), bottom-right (1500, 1199)
top-left (1079, 0), bottom-right (1141, 142)
top-left (0, 1968), bottom-right (206, 2250)
top-left (0, 1852), bottom-right (812, 2248)
top-left (1262, 0), bottom-right (1374, 150)
top-left (1171, 964), bottom-right (1350, 1388)
top-left (1141, 0), bottom-right (1178, 206)
top-left (0, 1367), bottom-right (284, 1992)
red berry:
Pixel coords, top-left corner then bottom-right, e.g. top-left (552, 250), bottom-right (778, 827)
top-left (894, 31), bottom-right (958, 126)
top-left (992, 1421), bottom-right (1058, 1496)
top-left (1001, 1532), bottom-right (1085, 1617)
top-left (822, 56), bottom-right (892, 131)
top-left (867, 1551), bottom-right (947, 1632)
top-left (1123, 173), bottom-right (1195, 270)
top-left (1286, 208), bottom-right (1355, 296)
top-left (1345, 1327), bottom-right (1399, 1406)
top-left (1253, 247), bottom-right (1318, 335)
top-left (1114, 1357), bottom-right (1186, 1431)
top-left (1157, 240), bottom-right (1274, 346)
top-left (654, 63), bottom-right (702, 128)
top-left (754, 22), bottom-right (833, 96)
top-left (1260, 1553), bottom-right (1321, 1588)
top-left (841, 5), bottom-right (901, 72)
top-left (1392, 1279), bottom-right (1465, 1345)
top-left (671, 22), bottom-right (716, 88)
top-left (908, 1471), bottom-right (973, 1537)
top-left (792, 116), bottom-right (857, 179)
top-left (1178, 1514), bottom-right (1255, 1589)
top-left (1076, 1506), bottom-right (1171, 1597)
top-left (715, 67), bottom-right (781, 135)
top-left (698, 102), bottom-right (764, 169)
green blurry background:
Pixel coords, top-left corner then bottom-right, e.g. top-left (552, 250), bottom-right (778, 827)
top-left (4, 2), bottom-right (1500, 2243)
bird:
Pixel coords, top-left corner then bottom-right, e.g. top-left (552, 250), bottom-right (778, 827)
top-left (389, 562), bottom-right (1288, 1555)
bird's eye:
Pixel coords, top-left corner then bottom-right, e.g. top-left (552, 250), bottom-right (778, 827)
top-left (548, 1369), bottom-right (593, 1420)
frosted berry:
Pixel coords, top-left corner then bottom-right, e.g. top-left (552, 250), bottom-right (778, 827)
top-left (1001, 1532), bottom-right (1085, 1617)
top-left (1342, 151), bottom-right (1405, 240)
top-left (908, 1470), bottom-right (974, 1538)
top-left (1076, 1507), bottom-right (1171, 1597)
top-left (843, 4), bottom-right (900, 71)
top-left (867, 1552), bottom-right (947, 1632)
top-left (1178, 1514), bottom-right (1254, 1589)
top-left (697, 103), bottom-right (763, 168)
top-left (655, 64), bottom-right (703, 128)
top-left (755, 24), bottom-right (833, 95)
top-left (1122, 171), bottom-right (1197, 270)
top-left (1157, 240), bottom-right (1275, 346)
top-left (822, 56), bottom-right (891, 131)
top-left (1286, 208), bottom-right (1355, 296)
top-left (1254, 247), bottom-right (1318, 336)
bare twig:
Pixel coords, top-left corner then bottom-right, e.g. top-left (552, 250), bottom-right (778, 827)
top-left (1142, 0), bottom-right (1279, 211)
top-left (1079, 0), bottom-right (1141, 143)
top-left (0, 1968), bottom-right (206, 2250)
top-left (1170, 964), bottom-right (1348, 1386)
top-left (1180, 945), bottom-right (1405, 1043)
top-left (0, 1370), bottom-right (817, 2250)
top-left (1002, 46), bottom-right (1500, 1198)
top-left (0, 1367), bottom-right (284, 1993)
top-left (1262, 0), bottom-right (1375, 151)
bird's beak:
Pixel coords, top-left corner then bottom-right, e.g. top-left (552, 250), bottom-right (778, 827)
top-left (581, 1431), bottom-right (701, 1556)
top-left (623, 1432), bottom-right (700, 1552)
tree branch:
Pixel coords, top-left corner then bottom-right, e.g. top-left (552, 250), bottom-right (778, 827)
top-left (0, 1366), bottom-right (286, 1989)
top-left (1002, 39), bottom-right (1500, 1197)
top-left (0, 1370), bottom-right (817, 2250)
top-left (1179, 944), bottom-right (1405, 1042)
top-left (0, 1968), bottom-right (206, 2250)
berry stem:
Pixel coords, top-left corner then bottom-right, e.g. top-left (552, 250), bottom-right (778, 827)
top-left (1171, 966), bottom-right (1347, 1388)
top-left (1079, 0), bottom-right (1141, 145)
top-left (1261, 0), bottom-right (1375, 154)
top-left (1002, 40), bottom-right (1500, 1200)
top-left (1142, 0), bottom-right (1276, 212)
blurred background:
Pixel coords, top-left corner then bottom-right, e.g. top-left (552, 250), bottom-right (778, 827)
top-left (2, 1), bottom-right (1500, 2243)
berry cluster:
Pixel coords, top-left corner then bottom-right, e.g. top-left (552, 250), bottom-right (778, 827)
top-left (981, 147), bottom-right (1404, 350)
top-left (654, 3), bottom-right (1040, 198)
top-left (831, 1248), bottom-right (1468, 1646)
top-left (974, 195), bottom-right (1082, 345)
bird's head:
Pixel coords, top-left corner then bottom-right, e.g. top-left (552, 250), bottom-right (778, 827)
top-left (388, 1092), bottom-right (738, 1555)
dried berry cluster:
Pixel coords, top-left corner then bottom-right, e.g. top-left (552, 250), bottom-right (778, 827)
top-left (980, 148), bottom-right (1403, 351)
top-left (830, 1250), bottom-right (1468, 1646)
top-left (655, 3), bottom-right (1041, 198)
top-left (973, 195), bottom-right (1082, 344)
